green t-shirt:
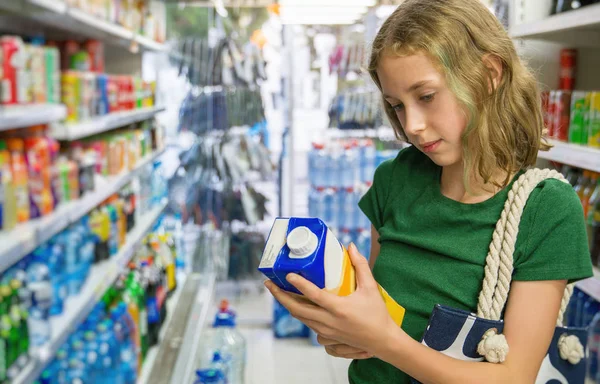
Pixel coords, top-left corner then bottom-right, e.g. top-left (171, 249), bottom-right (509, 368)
top-left (350, 146), bottom-right (593, 384)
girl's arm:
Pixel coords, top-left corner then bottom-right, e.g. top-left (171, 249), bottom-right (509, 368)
top-left (369, 225), bottom-right (380, 270)
top-left (265, 244), bottom-right (565, 384)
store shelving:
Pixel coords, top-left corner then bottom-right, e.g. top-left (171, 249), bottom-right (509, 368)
top-left (153, 273), bottom-right (217, 384)
top-left (0, 104), bottom-right (67, 131)
top-left (50, 106), bottom-right (166, 141)
top-left (12, 202), bottom-right (168, 384)
top-left (0, 148), bottom-right (166, 274)
top-left (0, 0), bottom-right (166, 52)
top-left (538, 139), bottom-right (600, 173)
top-left (510, 3), bottom-right (600, 47)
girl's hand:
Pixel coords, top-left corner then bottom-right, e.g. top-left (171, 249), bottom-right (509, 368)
top-left (317, 335), bottom-right (373, 360)
top-left (264, 243), bottom-right (399, 355)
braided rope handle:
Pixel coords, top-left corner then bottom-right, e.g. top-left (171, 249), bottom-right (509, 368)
top-left (476, 169), bottom-right (574, 326)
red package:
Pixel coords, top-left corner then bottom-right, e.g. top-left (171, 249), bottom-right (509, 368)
top-left (85, 40), bottom-right (105, 73)
top-left (107, 75), bottom-right (119, 113)
top-left (0, 36), bottom-right (27, 105)
top-left (559, 49), bottom-right (576, 90)
top-left (553, 90), bottom-right (571, 142)
top-left (547, 90), bottom-right (557, 138)
top-left (541, 90), bottom-right (550, 132)
top-left (62, 40), bottom-right (79, 71)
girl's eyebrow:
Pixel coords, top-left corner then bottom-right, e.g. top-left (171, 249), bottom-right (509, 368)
top-left (383, 80), bottom-right (434, 99)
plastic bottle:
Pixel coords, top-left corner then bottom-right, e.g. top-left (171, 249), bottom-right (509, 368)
top-left (361, 139), bottom-right (377, 183)
top-left (6, 138), bottom-right (30, 223)
top-left (309, 143), bottom-right (327, 188)
top-left (325, 188), bottom-right (340, 233)
top-left (203, 306), bottom-right (246, 384)
top-left (341, 187), bottom-right (357, 232)
top-left (355, 229), bottom-right (371, 261)
top-left (0, 140), bottom-right (17, 231)
top-left (26, 259), bottom-right (52, 347)
top-left (340, 143), bottom-right (358, 189)
top-left (151, 160), bottom-right (166, 206)
top-left (97, 320), bottom-right (120, 383)
top-left (583, 172), bottom-right (598, 218)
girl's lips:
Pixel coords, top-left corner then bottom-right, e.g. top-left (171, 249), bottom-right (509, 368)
top-left (422, 140), bottom-right (442, 153)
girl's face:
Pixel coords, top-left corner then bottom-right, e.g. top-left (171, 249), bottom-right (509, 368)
top-left (377, 53), bottom-right (468, 169)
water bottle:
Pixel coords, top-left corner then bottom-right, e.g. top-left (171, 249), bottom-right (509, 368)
top-left (342, 188), bottom-right (357, 232)
top-left (26, 259), bottom-right (52, 347)
top-left (325, 188), bottom-right (340, 233)
top-left (341, 144), bottom-right (358, 189)
top-left (329, 144), bottom-right (343, 189)
top-left (339, 229), bottom-right (353, 250)
top-left (308, 187), bottom-right (319, 218)
top-left (574, 290), bottom-right (587, 327)
top-left (309, 143), bottom-right (327, 188)
top-left (584, 298), bottom-right (600, 327)
top-left (357, 182), bottom-right (372, 231)
top-left (356, 229), bottom-right (371, 261)
top-left (362, 139), bottom-right (377, 183)
top-left (66, 358), bottom-right (87, 384)
top-left (202, 304), bottom-right (246, 384)
top-left (151, 161), bottom-right (167, 206)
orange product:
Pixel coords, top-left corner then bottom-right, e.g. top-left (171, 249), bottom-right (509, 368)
top-left (24, 125), bottom-right (54, 217)
top-left (6, 138), bottom-right (30, 223)
top-left (0, 140), bottom-right (17, 230)
top-left (583, 173), bottom-right (599, 218)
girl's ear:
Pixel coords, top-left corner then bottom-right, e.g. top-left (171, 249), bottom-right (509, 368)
top-left (483, 54), bottom-right (503, 93)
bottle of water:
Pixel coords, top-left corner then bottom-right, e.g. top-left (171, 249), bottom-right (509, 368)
top-left (309, 143), bottom-right (327, 188)
top-left (329, 144), bottom-right (343, 189)
top-left (362, 139), bottom-right (377, 183)
top-left (342, 188), bottom-right (357, 232)
top-left (26, 259), bottom-right (52, 347)
top-left (151, 161), bottom-right (167, 207)
top-left (357, 182), bottom-right (372, 231)
top-left (325, 188), bottom-right (340, 233)
top-left (341, 143), bottom-right (358, 189)
top-left (202, 305), bottom-right (246, 384)
top-left (339, 229), bottom-right (353, 250)
top-left (356, 229), bottom-right (371, 261)
top-left (195, 369), bottom-right (227, 384)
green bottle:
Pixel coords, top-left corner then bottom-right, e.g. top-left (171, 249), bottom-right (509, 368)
top-left (10, 280), bottom-right (28, 363)
top-left (128, 272), bottom-right (149, 361)
top-left (0, 293), bottom-right (8, 382)
top-left (7, 283), bottom-right (24, 365)
top-left (0, 286), bottom-right (17, 369)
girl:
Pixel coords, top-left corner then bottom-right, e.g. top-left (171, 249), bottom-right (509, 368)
top-left (265, 0), bottom-right (593, 383)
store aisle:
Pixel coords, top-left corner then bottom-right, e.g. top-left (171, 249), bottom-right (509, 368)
top-left (221, 285), bottom-right (351, 384)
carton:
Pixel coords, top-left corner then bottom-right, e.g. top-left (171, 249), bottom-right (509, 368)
top-left (259, 217), bottom-right (405, 327)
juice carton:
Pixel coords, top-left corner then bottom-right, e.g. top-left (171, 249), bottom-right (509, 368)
top-left (44, 46), bottom-right (61, 104)
top-left (0, 36), bottom-right (28, 105)
top-left (24, 126), bottom-right (54, 218)
top-left (259, 217), bottom-right (405, 327)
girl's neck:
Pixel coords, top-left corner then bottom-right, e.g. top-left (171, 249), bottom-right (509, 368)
top-left (440, 162), bottom-right (511, 204)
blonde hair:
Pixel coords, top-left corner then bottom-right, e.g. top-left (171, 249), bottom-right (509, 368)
top-left (369, 0), bottom-right (550, 187)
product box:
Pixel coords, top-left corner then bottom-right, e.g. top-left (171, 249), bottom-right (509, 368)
top-left (259, 217), bottom-right (405, 327)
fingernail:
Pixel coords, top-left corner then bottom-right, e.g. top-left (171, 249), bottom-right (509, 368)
top-left (349, 242), bottom-right (357, 252)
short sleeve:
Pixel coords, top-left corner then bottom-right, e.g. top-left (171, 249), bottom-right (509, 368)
top-left (513, 179), bottom-right (593, 283)
top-left (358, 159), bottom-right (395, 231)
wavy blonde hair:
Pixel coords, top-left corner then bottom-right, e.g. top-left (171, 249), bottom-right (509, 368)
top-left (369, 0), bottom-right (550, 187)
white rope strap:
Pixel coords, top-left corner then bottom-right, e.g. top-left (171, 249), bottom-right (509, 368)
top-left (476, 169), bottom-right (573, 326)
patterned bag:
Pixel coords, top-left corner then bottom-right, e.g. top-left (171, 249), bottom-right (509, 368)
top-left (412, 169), bottom-right (588, 384)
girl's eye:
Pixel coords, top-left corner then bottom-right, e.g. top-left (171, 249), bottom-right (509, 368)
top-left (392, 103), bottom-right (404, 111)
top-left (421, 93), bottom-right (435, 103)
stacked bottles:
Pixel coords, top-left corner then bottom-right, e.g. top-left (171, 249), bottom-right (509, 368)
top-left (328, 91), bottom-right (382, 130)
top-left (308, 138), bottom-right (397, 258)
top-left (566, 287), bottom-right (600, 382)
top-left (197, 301), bottom-right (246, 384)
top-left (41, 229), bottom-right (179, 384)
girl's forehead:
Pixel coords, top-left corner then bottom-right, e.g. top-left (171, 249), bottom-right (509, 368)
top-left (377, 53), bottom-right (443, 80)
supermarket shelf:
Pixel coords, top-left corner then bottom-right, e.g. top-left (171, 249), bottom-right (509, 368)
top-left (162, 272), bottom-right (217, 384)
top-left (50, 106), bottom-right (166, 141)
top-left (510, 3), bottom-right (600, 47)
top-left (0, 104), bottom-right (67, 131)
top-left (538, 139), bottom-right (600, 173)
top-left (0, 148), bottom-right (165, 274)
top-left (13, 202), bottom-right (167, 384)
top-left (0, 0), bottom-right (166, 52)
top-left (138, 271), bottom-right (188, 384)
top-left (576, 266), bottom-right (600, 301)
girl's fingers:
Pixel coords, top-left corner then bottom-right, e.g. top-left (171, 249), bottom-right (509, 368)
top-left (325, 346), bottom-right (373, 360)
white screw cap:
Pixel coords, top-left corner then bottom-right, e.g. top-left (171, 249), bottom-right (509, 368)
top-left (287, 226), bottom-right (318, 259)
